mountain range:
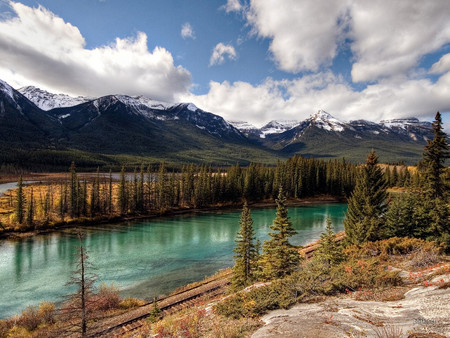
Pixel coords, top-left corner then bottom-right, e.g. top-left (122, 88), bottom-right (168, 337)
top-left (0, 79), bottom-right (436, 169)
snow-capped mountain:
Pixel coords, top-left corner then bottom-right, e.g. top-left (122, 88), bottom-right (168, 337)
top-left (0, 79), bottom-right (439, 165)
top-left (227, 121), bottom-right (258, 132)
top-left (16, 85), bottom-right (241, 138)
top-left (18, 86), bottom-right (93, 111)
top-left (309, 110), bottom-right (346, 132)
top-left (259, 120), bottom-right (301, 138)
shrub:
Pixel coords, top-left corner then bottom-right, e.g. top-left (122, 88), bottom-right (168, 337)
top-left (215, 279), bottom-right (297, 319)
top-left (37, 302), bottom-right (55, 325)
top-left (153, 309), bottom-right (206, 337)
top-left (343, 237), bottom-right (442, 259)
top-left (17, 306), bottom-right (40, 331)
top-left (119, 297), bottom-right (146, 309)
top-left (93, 283), bottom-right (121, 311)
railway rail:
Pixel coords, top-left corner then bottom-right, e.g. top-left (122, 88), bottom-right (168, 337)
top-left (87, 272), bottom-right (232, 337)
top-left (86, 233), bottom-right (346, 337)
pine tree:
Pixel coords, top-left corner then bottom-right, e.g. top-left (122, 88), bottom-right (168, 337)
top-left (385, 193), bottom-right (416, 238)
top-left (314, 218), bottom-right (343, 267)
top-left (69, 162), bottom-right (79, 218)
top-left (418, 112), bottom-right (450, 249)
top-left (422, 112), bottom-right (449, 199)
top-left (231, 202), bottom-right (257, 289)
top-left (26, 187), bottom-right (34, 227)
top-left (108, 170), bottom-right (113, 214)
top-left (15, 175), bottom-right (25, 224)
top-left (262, 187), bottom-right (300, 279)
top-left (344, 150), bottom-right (388, 245)
top-left (118, 166), bottom-right (128, 215)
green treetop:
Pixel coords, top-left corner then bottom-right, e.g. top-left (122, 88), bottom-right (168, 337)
top-left (15, 175), bottom-right (25, 224)
top-left (344, 150), bottom-right (388, 245)
top-left (231, 202), bottom-right (258, 289)
top-left (262, 187), bottom-right (300, 279)
top-left (422, 111), bottom-right (449, 199)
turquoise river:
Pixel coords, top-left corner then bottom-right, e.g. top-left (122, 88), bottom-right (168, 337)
top-left (0, 203), bottom-right (347, 319)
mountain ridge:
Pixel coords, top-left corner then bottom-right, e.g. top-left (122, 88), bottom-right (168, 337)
top-left (0, 80), bottom-right (438, 168)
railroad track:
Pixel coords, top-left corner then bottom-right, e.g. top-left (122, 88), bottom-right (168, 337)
top-left (87, 234), bottom-right (345, 337)
top-left (88, 273), bottom-right (231, 337)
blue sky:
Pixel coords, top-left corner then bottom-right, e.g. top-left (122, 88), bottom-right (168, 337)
top-left (0, 0), bottom-right (449, 129)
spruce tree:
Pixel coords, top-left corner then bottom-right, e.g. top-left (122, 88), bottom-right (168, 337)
top-left (231, 202), bottom-right (257, 289)
top-left (262, 187), bottom-right (300, 279)
top-left (419, 112), bottom-right (449, 248)
top-left (344, 150), bottom-right (388, 245)
top-left (69, 162), bottom-right (79, 218)
top-left (384, 193), bottom-right (418, 238)
top-left (422, 112), bottom-right (449, 199)
top-left (15, 175), bottom-right (25, 224)
top-left (314, 218), bottom-right (343, 267)
top-left (118, 166), bottom-right (127, 215)
top-left (26, 187), bottom-right (34, 227)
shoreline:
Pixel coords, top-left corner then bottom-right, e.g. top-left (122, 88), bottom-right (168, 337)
top-left (0, 195), bottom-right (346, 240)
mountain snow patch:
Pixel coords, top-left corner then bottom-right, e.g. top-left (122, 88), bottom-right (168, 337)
top-left (187, 103), bottom-right (198, 112)
top-left (310, 110), bottom-right (345, 132)
top-left (0, 79), bottom-right (14, 99)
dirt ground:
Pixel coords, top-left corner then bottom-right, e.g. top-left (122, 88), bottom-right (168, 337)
top-left (252, 274), bottom-right (450, 338)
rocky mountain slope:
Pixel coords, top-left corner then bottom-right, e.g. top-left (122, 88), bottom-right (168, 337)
top-left (0, 79), bottom-right (437, 168)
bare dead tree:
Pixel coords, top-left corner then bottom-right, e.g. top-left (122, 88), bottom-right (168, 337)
top-left (64, 230), bottom-right (97, 337)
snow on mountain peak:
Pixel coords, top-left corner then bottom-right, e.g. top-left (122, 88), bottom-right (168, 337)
top-left (228, 121), bottom-right (258, 131)
top-left (18, 86), bottom-right (92, 110)
top-left (310, 110), bottom-right (345, 132)
top-left (0, 79), bottom-right (14, 99)
top-left (380, 118), bottom-right (428, 130)
top-left (259, 120), bottom-right (301, 137)
top-left (187, 103), bottom-right (198, 112)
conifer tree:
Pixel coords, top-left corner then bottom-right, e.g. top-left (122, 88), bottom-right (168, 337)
top-left (314, 218), bottom-right (343, 267)
top-left (422, 112), bottom-right (449, 199)
top-left (344, 150), bottom-right (388, 244)
top-left (385, 193), bottom-right (419, 238)
top-left (15, 175), bottom-right (25, 224)
top-left (231, 202), bottom-right (257, 289)
top-left (262, 187), bottom-right (300, 279)
top-left (69, 162), bottom-right (79, 218)
top-left (26, 187), bottom-right (34, 227)
top-left (417, 112), bottom-right (450, 248)
top-left (118, 166), bottom-right (127, 215)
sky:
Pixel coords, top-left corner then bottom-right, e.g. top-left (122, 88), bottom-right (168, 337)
top-left (0, 0), bottom-right (449, 130)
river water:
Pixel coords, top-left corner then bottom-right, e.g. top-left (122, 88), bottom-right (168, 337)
top-left (0, 203), bottom-right (347, 319)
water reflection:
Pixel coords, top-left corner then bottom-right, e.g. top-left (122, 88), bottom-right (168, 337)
top-left (0, 203), bottom-right (346, 319)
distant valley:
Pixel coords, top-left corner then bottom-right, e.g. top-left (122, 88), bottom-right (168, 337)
top-left (0, 79), bottom-right (435, 170)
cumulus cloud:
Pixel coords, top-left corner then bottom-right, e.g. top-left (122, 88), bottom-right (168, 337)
top-left (209, 43), bottom-right (237, 66)
top-left (349, 0), bottom-right (450, 83)
top-left (181, 22), bottom-right (195, 40)
top-left (430, 54), bottom-right (450, 75)
top-left (0, 1), bottom-right (191, 101)
top-left (245, 0), bottom-right (348, 73)
top-left (222, 0), bottom-right (243, 13)
top-left (243, 0), bottom-right (450, 82)
top-left (182, 71), bottom-right (450, 128)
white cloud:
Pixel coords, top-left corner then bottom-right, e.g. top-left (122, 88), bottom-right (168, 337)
top-left (245, 0), bottom-right (348, 73)
top-left (349, 0), bottom-right (450, 83)
top-left (243, 0), bottom-right (450, 82)
top-left (181, 22), bottom-right (195, 40)
top-left (209, 43), bottom-right (237, 66)
top-left (182, 71), bottom-right (450, 128)
top-left (222, 0), bottom-right (243, 13)
top-left (430, 54), bottom-right (450, 75)
top-left (0, 1), bottom-right (191, 101)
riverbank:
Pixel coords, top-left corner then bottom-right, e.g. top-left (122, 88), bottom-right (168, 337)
top-left (0, 195), bottom-right (345, 240)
